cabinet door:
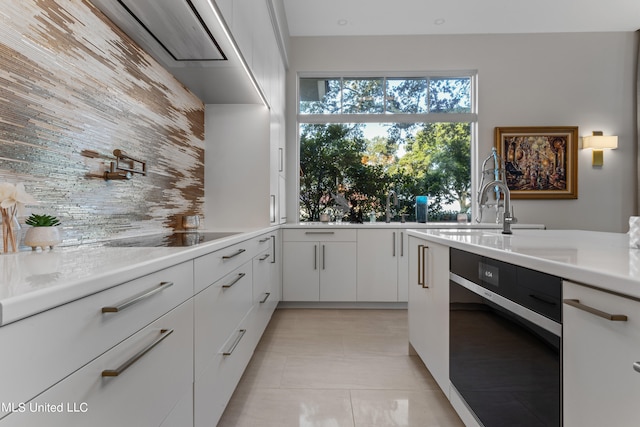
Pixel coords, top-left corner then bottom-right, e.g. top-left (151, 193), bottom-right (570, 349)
top-left (357, 229), bottom-right (399, 302)
top-left (423, 240), bottom-right (450, 392)
top-left (283, 241), bottom-right (319, 301)
top-left (563, 280), bottom-right (640, 427)
top-left (407, 237), bottom-right (450, 392)
top-left (397, 230), bottom-right (409, 301)
top-left (408, 236), bottom-right (429, 358)
top-left (320, 242), bottom-right (357, 301)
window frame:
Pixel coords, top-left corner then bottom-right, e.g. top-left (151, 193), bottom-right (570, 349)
top-left (295, 71), bottom-right (479, 223)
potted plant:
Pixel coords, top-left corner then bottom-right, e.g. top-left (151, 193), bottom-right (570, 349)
top-left (24, 214), bottom-right (61, 250)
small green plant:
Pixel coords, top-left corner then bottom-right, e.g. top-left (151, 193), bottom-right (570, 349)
top-left (25, 214), bottom-right (60, 227)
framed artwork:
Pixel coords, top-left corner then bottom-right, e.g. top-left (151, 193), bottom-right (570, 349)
top-left (495, 126), bottom-right (578, 199)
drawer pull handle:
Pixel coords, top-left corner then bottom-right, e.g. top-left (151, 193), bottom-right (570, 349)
top-left (392, 232), bottom-right (396, 257)
top-left (271, 235), bottom-right (276, 264)
top-left (304, 231), bottom-right (335, 235)
top-left (222, 249), bottom-right (246, 260)
top-left (222, 273), bottom-right (246, 289)
top-left (259, 253), bottom-right (270, 261)
top-left (102, 329), bottom-right (173, 377)
top-left (259, 237), bottom-right (271, 243)
top-left (102, 281), bottom-right (173, 313)
top-left (529, 293), bottom-right (557, 306)
top-left (260, 292), bottom-right (271, 303)
top-left (634, 362), bottom-right (640, 374)
top-left (223, 329), bottom-right (246, 356)
top-left (563, 299), bottom-right (628, 321)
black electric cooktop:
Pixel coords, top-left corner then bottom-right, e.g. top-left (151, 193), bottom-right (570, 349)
top-left (104, 232), bottom-right (239, 247)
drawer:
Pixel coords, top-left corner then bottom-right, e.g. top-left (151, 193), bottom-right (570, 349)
top-left (195, 308), bottom-right (255, 427)
top-left (515, 266), bottom-right (562, 322)
top-left (283, 228), bottom-right (356, 242)
top-left (2, 299), bottom-right (194, 427)
top-left (194, 264), bottom-right (253, 374)
top-left (252, 248), bottom-right (278, 342)
top-left (194, 240), bottom-right (257, 294)
top-left (254, 232), bottom-right (274, 253)
top-left (0, 261), bottom-right (193, 419)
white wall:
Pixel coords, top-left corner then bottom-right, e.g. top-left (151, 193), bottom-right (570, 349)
top-left (205, 104), bottom-right (270, 230)
top-left (286, 32), bottom-right (638, 232)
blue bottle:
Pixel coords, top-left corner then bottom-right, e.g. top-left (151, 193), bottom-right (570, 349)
top-left (416, 196), bottom-right (428, 223)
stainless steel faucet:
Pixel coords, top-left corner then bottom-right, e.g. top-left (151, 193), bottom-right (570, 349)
top-left (479, 181), bottom-right (516, 234)
top-left (385, 190), bottom-right (398, 223)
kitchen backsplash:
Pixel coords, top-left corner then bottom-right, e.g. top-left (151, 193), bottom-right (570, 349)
top-left (0, 0), bottom-right (205, 245)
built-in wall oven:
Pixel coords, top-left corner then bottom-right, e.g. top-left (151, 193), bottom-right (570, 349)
top-left (449, 248), bottom-right (562, 427)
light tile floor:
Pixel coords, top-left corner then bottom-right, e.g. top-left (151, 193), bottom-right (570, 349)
top-left (217, 308), bottom-right (464, 427)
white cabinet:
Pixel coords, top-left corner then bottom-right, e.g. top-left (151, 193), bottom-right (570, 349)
top-left (407, 236), bottom-right (450, 392)
top-left (0, 261), bottom-right (193, 420)
top-left (252, 233), bottom-right (281, 342)
top-left (357, 229), bottom-right (409, 301)
top-left (282, 229), bottom-right (357, 301)
top-left (563, 280), bottom-right (640, 427)
top-left (194, 231), bottom-right (281, 426)
top-left (2, 299), bottom-right (194, 427)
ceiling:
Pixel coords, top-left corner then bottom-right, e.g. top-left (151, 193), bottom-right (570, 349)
top-left (282, 0), bottom-right (640, 37)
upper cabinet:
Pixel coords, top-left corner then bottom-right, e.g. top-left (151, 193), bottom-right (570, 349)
top-left (90, 0), bottom-right (289, 105)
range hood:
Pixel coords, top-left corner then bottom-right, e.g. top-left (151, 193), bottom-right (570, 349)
top-left (90, 0), bottom-right (266, 104)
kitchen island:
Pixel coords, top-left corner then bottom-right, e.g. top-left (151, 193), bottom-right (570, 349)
top-left (407, 228), bottom-right (640, 427)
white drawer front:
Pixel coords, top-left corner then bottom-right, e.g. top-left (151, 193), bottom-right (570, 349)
top-left (0, 261), bottom-right (193, 419)
top-left (194, 240), bottom-right (257, 294)
top-left (194, 264), bottom-right (253, 374)
top-left (194, 309), bottom-right (255, 427)
top-left (2, 299), bottom-right (194, 427)
top-left (283, 228), bottom-right (356, 242)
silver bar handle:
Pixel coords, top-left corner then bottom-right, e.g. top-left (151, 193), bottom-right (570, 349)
top-left (222, 273), bottom-right (246, 289)
top-left (563, 299), bottom-right (628, 321)
top-left (279, 147), bottom-right (284, 172)
top-left (314, 245), bottom-right (317, 270)
top-left (305, 231), bottom-right (335, 235)
top-left (102, 281), bottom-right (173, 313)
top-left (222, 249), bottom-right (246, 260)
top-left (260, 292), bottom-right (271, 304)
top-left (223, 329), bottom-right (246, 356)
top-left (271, 235), bottom-right (276, 264)
top-left (102, 329), bottom-right (173, 377)
top-left (270, 195), bottom-right (276, 223)
top-left (417, 245), bottom-right (424, 286)
top-left (259, 254), bottom-right (270, 261)
top-left (322, 244), bottom-right (326, 270)
top-left (259, 237), bottom-right (270, 243)
top-left (392, 232), bottom-right (396, 257)
top-left (421, 245), bottom-right (429, 288)
top-left (400, 232), bottom-right (404, 257)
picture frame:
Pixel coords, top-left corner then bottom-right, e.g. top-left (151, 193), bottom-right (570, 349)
top-left (495, 126), bottom-right (578, 199)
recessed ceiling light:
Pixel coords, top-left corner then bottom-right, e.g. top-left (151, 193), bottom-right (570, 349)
top-left (337, 19), bottom-right (348, 26)
top-left (434, 18), bottom-right (445, 25)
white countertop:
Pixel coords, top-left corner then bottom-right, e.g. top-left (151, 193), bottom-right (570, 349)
top-left (0, 227), bottom-right (278, 326)
top-left (408, 228), bottom-right (640, 299)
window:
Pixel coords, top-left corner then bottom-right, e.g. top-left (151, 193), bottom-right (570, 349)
top-left (297, 73), bottom-right (476, 223)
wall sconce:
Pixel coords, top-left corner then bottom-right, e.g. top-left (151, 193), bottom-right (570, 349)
top-left (582, 131), bottom-right (618, 167)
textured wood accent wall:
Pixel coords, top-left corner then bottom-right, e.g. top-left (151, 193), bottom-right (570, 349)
top-left (0, 0), bottom-right (205, 245)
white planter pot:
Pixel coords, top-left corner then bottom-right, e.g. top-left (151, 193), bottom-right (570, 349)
top-left (24, 227), bottom-right (61, 250)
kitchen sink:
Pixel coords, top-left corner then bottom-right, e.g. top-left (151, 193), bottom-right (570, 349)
top-left (103, 232), bottom-right (240, 247)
